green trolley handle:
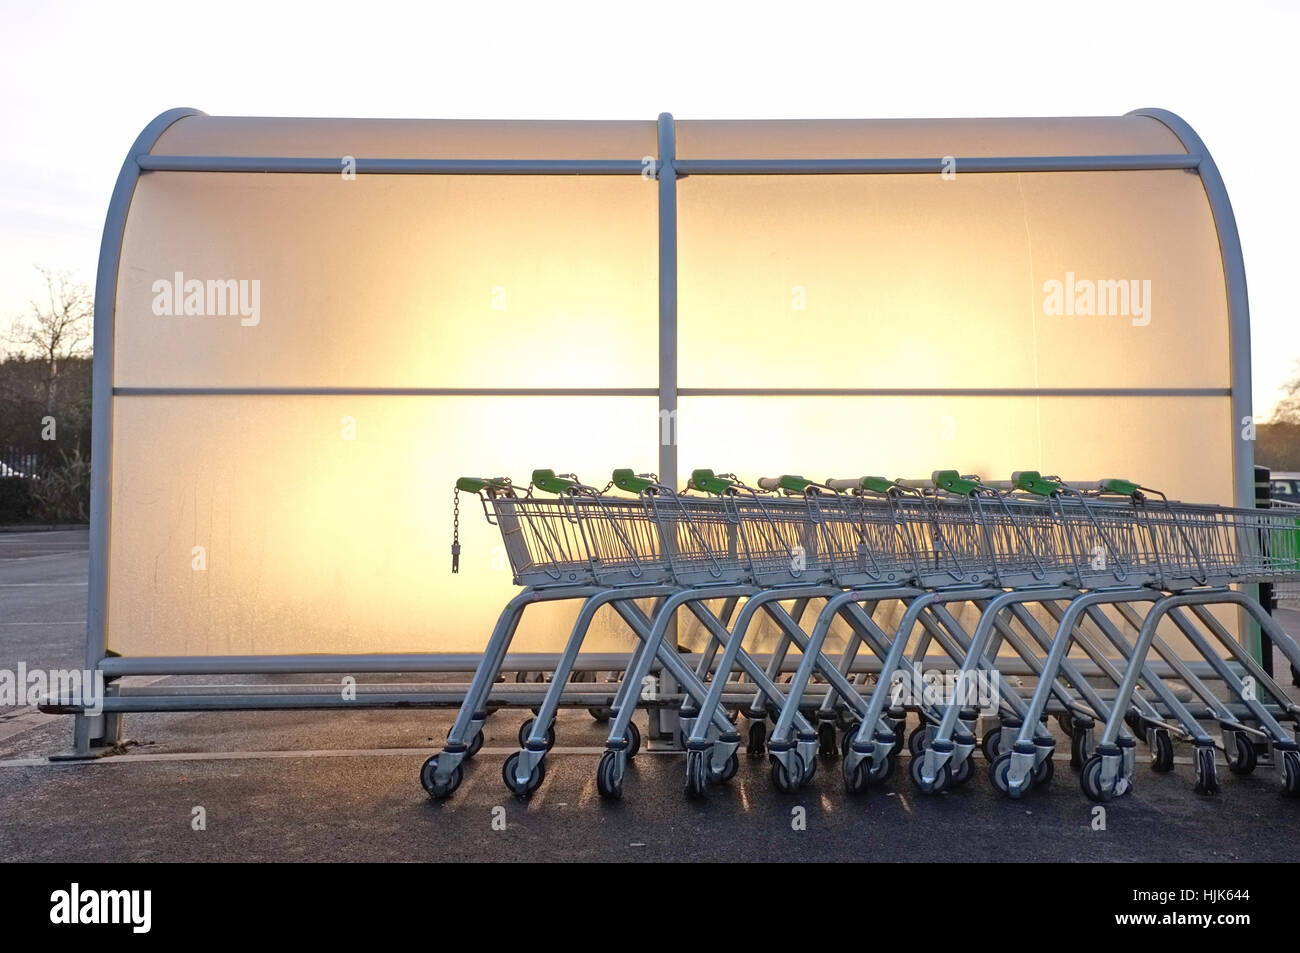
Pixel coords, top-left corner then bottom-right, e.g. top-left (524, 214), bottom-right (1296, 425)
top-left (451, 476), bottom-right (513, 573)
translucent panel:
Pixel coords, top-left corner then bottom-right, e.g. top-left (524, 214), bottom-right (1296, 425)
top-left (674, 395), bottom-right (1234, 505)
top-left (678, 171), bottom-right (1227, 389)
top-left (676, 116), bottom-right (1186, 159)
top-left (106, 396), bottom-right (658, 656)
top-left (115, 173), bottom-right (658, 388)
top-left (675, 393), bottom-right (1241, 651)
top-left (152, 116), bottom-right (657, 160)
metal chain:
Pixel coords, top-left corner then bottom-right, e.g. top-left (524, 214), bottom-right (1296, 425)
top-left (451, 487), bottom-right (461, 573)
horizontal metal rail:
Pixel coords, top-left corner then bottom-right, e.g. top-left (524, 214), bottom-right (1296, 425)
top-left (113, 386), bottom-right (658, 398)
top-left (45, 683), bottom-right (1278, 721)
top-left (673, 154), bottom-right (1200, 175)
top-left (137, 156), bottom-right (651, 175)
top-left (136, 153), bottom-right (1200, 177)
top-left (112, 386), bottom-right (1231, 399)
top-left (96, 651), bottom-right (1226, 680)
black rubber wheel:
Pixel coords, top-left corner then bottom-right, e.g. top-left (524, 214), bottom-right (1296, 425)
top-left (818, 722), bottom-right (839, 758)
top-left (770, 754), bottom-right (805, 794)
top-left (712, 751), bottom-right (740, 784)
top-left (907, 723), bottom-right (928, 758)
top-left (840, 726), bottom-right (859, 758)
top-left (747, 720), bottom-right (767, 758)
top-left (502, 752), bottom-right (545, 798)
top-left (909, 752), bottom-right (950, 794)
top-left (1226, 732), bottom-right (1257, 776)
top-left (800, 748), bottom-right (818, 785)
top-left (1070, 730), bottom-right (1091, 769)
top-left (517, 718), bottom-right (556, 752)
top-left (684, 749), bottom-right (708, 799)
top-left (843, 756), bottom-right (870, 795)
top-left (466, 730), bottom-right (484, 759)
top-left (625, 719), bottom-right (641, 760)
top-left (1193, 746), bottom-right (1220, 795)
top-left (1080, 755), bottom-right (1114, 803)
top-left (1282, 751), bottom-right (1300, 798)
top-left (989, 751), bottom-right (1013, 795)
top-left (981, 727), bottom-right (1002, 763)
top-left (588, 707), bottom-right (613, 723)
top-left (1056, 712), bottom-right (1075, 738)
top-left (1149, 729), bottom-right (1175, 773)
top-left (420, 756), bottom-right (462, 800)
top-left (870, 751), bottom-right (898, 783)
top-left (596, 750), bottom-right (623, 800)
top-left (1032, 755), bottom-right (1055, 787)
top-left (949, 755), bottom-right (973, 787)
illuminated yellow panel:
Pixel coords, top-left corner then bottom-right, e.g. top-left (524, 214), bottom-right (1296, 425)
top-left (678, 171), bottom-right (1226, 389)
top-left (116, 173), bottom-right (658, 388)
top-left (674, 395), bottom-right (1233, 504)
top-left (675, 393), bottom-right (1237, 652)
top-left (106, 396), bottom-right (658, 656)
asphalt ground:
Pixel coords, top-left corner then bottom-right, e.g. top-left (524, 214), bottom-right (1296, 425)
top-left (2, 528), bottom-right (1299, 862)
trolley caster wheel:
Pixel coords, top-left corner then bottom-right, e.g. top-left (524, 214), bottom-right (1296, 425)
top-left (1070, 730), bottom-right (1091, 769)
top-left (989, 752), bottom-right (1014, 796)
top-left (1056, 712), bottom-right (1075, 738)
top-left (517, 718), bottom-right (556, 752)
top-left (596, 750), bottom-right (624, 800)
top-left (1032, 755), bottom-right (1055, 787)
top-left (684, 750), bottom-right (709, 800)
top-left (420, 756), bottom-right (462, 800)
top-left (839, 724), bottom-right (860, 758)
top-left (818, 722), bottom-right (839, 759)
top-left (588, 707), bottom-right (612, 723)
top-left (1149, 728), bottom-right (1174, 773)
top-left (907, 724), bottom-right (928, 758)
top-left (1080, 755), bottom-right (1114, 803)
top-left (747, 721), bottom-right (767, 758)
top-left (466, 730), bottom-right (484, 759)
top-left (948, 755), bottom-right (973, 787)
top-left (843, 757), bottom-right (870, 795)
top-left (502, 752), bottom-right (546, 798)
top-left (1124, 710), bottom-right (1145, 736)
top-left (835, 708), bottom-right (858, 731)
top-left (799, 749), bottom-right (818, 785)
top-left (625, 719), bottom-right (641, 760)
top-left (770, 754), bottom-right (806, 794)
top-left (871, 751), bottom-right (899, 783)
top-left (1226, 732), bottom-right (1257, 776)
top-left (980, 727), bottom-right (1002, 763)
top-left (1281, 751), bottom-right (1300, 798)
top-left (711, 752), bottom-right (740, 785)
top-left (910, 754), bottom-right (950, 794)
top-left (1193, 746), bottom-right (1220, 795)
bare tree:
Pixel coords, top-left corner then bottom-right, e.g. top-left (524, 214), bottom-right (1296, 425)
top-left (6, 267), bottom-right (93, 412)
top-left (1271, 359), bottom-right (1300, 424)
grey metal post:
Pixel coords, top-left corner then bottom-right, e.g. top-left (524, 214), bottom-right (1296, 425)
top-left (655, 112), bottom-right (680, 745)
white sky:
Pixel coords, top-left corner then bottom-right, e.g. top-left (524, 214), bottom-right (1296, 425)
top-left (0, 0), bottom-right (1295, 414)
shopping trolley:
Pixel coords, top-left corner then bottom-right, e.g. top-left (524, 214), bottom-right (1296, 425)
top-left (421, 470), bottom-right (704, 799)
top-left (944, 475), bottom-right (1300, 802)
